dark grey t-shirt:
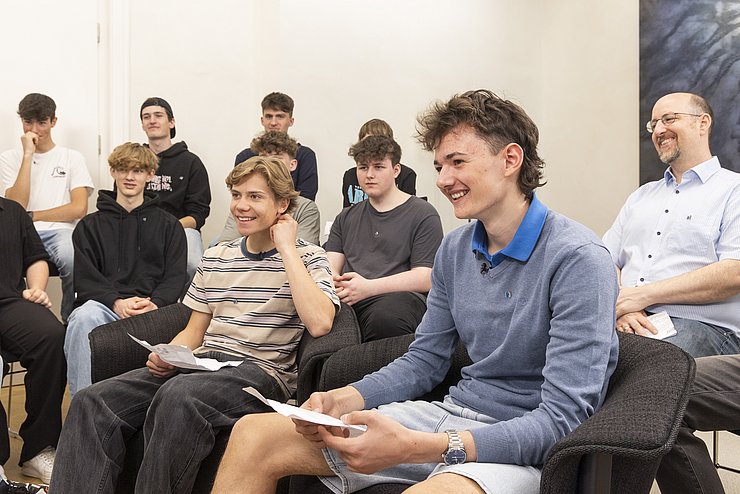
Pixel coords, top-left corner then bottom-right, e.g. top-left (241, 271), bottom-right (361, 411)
top-left (325, 196), bottom-right (443, 281)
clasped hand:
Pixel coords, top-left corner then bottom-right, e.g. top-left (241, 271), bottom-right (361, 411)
top-left (333, 272), bottom-right (372, 305)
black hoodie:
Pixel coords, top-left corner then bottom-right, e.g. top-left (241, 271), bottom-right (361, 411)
top-left (72, 190), bottom-right (188, 310)
top-left (145, 141), bottom-right (211, 230)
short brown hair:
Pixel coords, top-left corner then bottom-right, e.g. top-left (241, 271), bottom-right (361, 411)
top-left (416, 89), bottom-right (545, 198)
top-left (108, 142), bottom-right (159, 173)
top-left (226, 156), bottom-right (299, 214)
top-left (18, 93), bottom-right (56, 121)
top-left (261, 92), bottom-right (294, 116)
top-left (349, 135), bottom-right (402, 166)
top-left (358, 119), bottom-right (394, 140)
top-left (251, 131), bottom-right (298, 159)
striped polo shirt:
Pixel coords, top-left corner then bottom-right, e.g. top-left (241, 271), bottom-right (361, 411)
top-left (184, 237), bottom-right (339, 395)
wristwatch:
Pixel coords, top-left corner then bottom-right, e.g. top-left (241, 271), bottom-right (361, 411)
top-left (442, 429), bottom-right (467, 465)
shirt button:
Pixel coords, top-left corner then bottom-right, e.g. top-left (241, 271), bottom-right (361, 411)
top-left (648, 254), bottom-right (652, 258)
top-left (640, 277), bottom-right (645, 282)
top-left (665, 209), bottom-right (669, 213)
top-left (657, 231), bottom-right (661, 235)
top-left (675, 190), bottom-right (680, 194)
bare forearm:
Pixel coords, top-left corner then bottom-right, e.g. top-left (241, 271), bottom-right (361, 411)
top-left (25, 260), bottom-right (50, 291)
top-left (169, 310), bottom-right (211, 349)
top-left (5, 154), bottom-right (33, 207)
top-left (282, 248), bottom-right (335, 336)
top-left (366, 268), bottom-right (432, 298)
top-left (32, 202), bottom-right (88, 223)
top-left (638, 260), bottom-right (740, 306)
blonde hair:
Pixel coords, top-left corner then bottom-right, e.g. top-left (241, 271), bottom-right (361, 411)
top-left (108, 142), bottom-right (159, 173)
top-left (226, 156), bottom-right (299, 214)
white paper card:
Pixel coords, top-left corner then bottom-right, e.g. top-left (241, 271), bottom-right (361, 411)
top-left (644, 311), bottom-right (677, 340)
top-left (128, 333), bottom-right (242, 371)
top-left (244, 387), bottom-right (367, 432)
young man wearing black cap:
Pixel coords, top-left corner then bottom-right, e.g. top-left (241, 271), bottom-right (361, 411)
top-left (140, 97), bottom-right (211, 280)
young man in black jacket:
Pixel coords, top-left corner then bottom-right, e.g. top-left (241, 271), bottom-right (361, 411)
top-left (140, 97), bottom-right (211, 280)
top-left (64, 142), bottom-right (187, 397)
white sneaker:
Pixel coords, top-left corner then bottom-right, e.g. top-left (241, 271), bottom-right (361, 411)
top-left (21, 446), bottom-right (55, 484)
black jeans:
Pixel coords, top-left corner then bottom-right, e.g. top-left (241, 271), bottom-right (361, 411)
top-left (352, 292), bottom-right (427, 342)
top-left (0, 298), bottom-right (66, 465)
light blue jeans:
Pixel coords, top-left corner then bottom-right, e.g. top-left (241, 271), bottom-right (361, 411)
top-left (184, 228), bottom-right (204, 283)
top-left (37, 228), bottom-right (75, 322)
top-left (320, 397), bottom-right (541, 494)
top-left (662, 316), bottom-right (740, 358)
top-left (64, 300), bottom-right (120, 397)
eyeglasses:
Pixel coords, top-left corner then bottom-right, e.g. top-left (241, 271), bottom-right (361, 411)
top-left (646, 112), bottom-right (704, 133)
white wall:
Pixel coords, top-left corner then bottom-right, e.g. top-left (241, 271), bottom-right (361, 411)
top-left (1, 0), bottom-right (639, 242)
top-left (119, 0), bottom-right (638, 242)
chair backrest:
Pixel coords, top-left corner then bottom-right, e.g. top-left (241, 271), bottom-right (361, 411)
top-left (540, 333), bottom-right (696, 494)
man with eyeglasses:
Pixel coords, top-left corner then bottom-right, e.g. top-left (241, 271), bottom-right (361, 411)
top-left (603, 92), bottom-right (740, 357)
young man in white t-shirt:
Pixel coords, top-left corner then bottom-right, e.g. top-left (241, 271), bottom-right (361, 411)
top-left (0, 93), bottom-right (94, 322)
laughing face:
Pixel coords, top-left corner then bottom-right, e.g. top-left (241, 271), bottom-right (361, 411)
top-left (650, 93), bottom-right (706, 165)
top-left (433, 125), bottom-right (519, 223)
top-left (230, 173), bottom-right (288, 237)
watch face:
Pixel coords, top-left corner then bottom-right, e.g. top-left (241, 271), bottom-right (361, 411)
top-left (444, 449), bottom-right (467, 465)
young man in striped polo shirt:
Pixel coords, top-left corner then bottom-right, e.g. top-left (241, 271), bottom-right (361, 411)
top-left (50, 156), bottom-right (340, 493)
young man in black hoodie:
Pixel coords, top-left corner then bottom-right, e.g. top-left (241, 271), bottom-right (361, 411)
top-left (140, 97), bottom-right (211, 280)
top-left (64, 142), bottom-right (187, 397)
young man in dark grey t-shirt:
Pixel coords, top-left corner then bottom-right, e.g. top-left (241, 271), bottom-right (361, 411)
top-left (325, 135), bottom-right (443, 341)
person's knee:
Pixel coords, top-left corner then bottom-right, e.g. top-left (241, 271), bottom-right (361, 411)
top-left (405, 473), bottom-right (485, 494)
top-left (228, 415), bottom-right (280, 472)
top-left (361, 298), bottom-right (424, 341)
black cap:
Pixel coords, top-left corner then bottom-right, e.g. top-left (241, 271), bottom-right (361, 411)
top-left (140, 97), bottom-right (176, 138)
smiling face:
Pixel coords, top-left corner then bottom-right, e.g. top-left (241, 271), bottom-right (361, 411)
top-left (650, 93), bottom-right (710, 166)
top-left (260, 108), bottom-right (294, 133)
top-left (434, 125), bottom-right (521, 224)
top-left (22, 116), bottom-right (56, 147)
top-left (230, 173), bottom-right (289, 237)
top-left (141, 105), bottom-right (174, 140)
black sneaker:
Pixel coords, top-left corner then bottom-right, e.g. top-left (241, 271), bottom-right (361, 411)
top-left (0, 478), bottom-right (48, 494)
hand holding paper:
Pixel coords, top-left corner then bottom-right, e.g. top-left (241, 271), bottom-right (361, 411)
top-left (244, 387), bottom-right (367, 433)
top-left (128, 333), bottom-right (242, 371)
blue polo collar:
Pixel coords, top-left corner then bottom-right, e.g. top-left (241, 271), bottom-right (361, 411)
top-left (471, 194), bottom-right (548, 268)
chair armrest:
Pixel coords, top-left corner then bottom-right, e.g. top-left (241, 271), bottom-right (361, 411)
top-left (540, 333), bottom-right (696, 494)
top-left (89, 303), bottom-right (192, 383)
top-left (296, 303), bottom-right (361, 403)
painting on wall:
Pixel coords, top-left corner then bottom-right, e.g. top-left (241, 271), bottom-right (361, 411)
top-left (640, 0), bottom-right (739, 184)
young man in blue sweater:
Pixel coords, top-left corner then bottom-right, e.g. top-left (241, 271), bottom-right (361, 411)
top-left (211, 90), bottom-right (620, 494)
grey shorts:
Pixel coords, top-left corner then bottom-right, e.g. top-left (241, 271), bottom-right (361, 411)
top-left (319, 397), bottom-right (541, 494)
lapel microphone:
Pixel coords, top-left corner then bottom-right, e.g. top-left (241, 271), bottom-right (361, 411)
top-left (480, 262), bottom-right (490, 275)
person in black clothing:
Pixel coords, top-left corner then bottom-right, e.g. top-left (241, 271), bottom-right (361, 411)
top-left (341, 118), bottom-right (416, 207)
top-left (234, 92), bottom-right (318, 200)
top-left (0, 196), bottom-right (66, 484)
top-left (140, 97), bottom-right (211, 280)
top-left (64, 142), bottom-right (187, 398)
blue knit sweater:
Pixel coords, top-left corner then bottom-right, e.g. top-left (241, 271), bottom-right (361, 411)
top-left (353, 201), bottom-right (619, 466)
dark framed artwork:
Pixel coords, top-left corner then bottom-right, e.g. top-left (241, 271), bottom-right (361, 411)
top-left (640, 0), bottom-right (739, 184)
